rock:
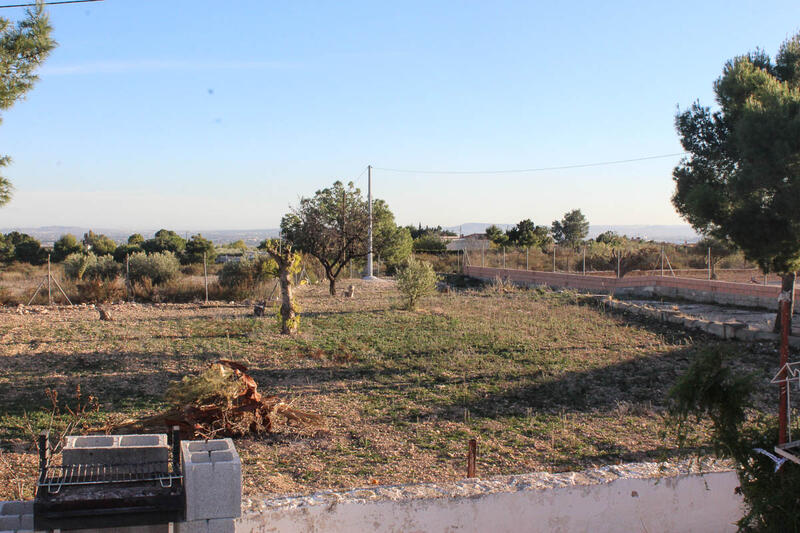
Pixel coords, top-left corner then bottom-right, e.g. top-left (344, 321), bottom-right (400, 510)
top-left (97, 307), bottom-right (113, 321)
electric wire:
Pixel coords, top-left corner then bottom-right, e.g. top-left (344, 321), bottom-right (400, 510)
top-left (0, 0), bottom-right (102, 8)
top-left (372, 152), bottom-right (686, 175)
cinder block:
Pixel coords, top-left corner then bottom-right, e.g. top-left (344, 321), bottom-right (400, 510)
top-left (181, 439), bottom-right (241, 521)
top-left (63, 434), bottom-right (169, 471)
top-left (0, 513), bottom-right (21, 531)
top-left (706, 322), bottom-right (725, 338)
top-left (755, 331), bottom-right (780, 343)
top-left (18, 513), bottom-right (32, 530)
top-left (0, 502), bottom-right (32, 516)
top-left (175, 518), bottom-right (235, 533)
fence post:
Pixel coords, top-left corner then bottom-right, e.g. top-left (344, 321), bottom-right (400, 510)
top-left (203, 252), bottom-right (209, 304)
top-left (47, 254), bottom-right (52, 305)
top-left (126, 254), bottom-right (130, 301)
top-left (661, 246), bottom-right (664, 277)
top-left (503, 247), bottom-right (506, 269)
top-left (583, 247), bottom-right (586, 276)
top-left (553, 246), bottom-right (556, 272)
top-left (526, 247), bottom-right (529, 270)
top-left (481, 246), bottom-right (484, 267)
top-left (707, 247), bottom-right (711, 280)
top-left (617, 253), bottom-right (621, 279)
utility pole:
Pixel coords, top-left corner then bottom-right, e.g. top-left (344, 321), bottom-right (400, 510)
top-left (364, 165), bottom-right (377, 280)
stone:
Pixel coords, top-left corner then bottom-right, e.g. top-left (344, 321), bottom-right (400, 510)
top-left (181, 439), bottom-right (242, 521)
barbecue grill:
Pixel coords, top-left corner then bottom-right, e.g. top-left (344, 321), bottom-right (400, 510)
top-left (34, 428), bottom-right (185, 530)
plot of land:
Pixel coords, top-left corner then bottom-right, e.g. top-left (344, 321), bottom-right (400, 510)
top-left (0, 280), bottom-right (779, 500)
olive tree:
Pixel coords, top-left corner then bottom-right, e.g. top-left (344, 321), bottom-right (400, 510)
top-left (281, 180), bottom-right (407, 295)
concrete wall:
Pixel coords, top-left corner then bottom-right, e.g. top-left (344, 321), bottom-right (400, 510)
top-left (238, 463), bottom-right (743, 533)
top-left (465, 266), bottom-right (792, 311)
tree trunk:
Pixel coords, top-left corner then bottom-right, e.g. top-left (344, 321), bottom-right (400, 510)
top-left (278, 264), bottom-right (296, 334)
top-left (774, 272), bottom-right (796, 333)
top-left (327, 272), bottom-right (337, 296)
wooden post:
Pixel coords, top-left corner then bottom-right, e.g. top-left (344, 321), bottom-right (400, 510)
top-left (502, 247), bottom-right (505, 269)
top-left (481, 246), bottom-right (484, 267)
top-left (47, 254), bottom-right (52, 306)
top-left (660, 246), bottom-right (664, 277)
top-left (780, 298), bottom-right (791, 445)
top-left (526, 247), bottom-right (529, 270)
top-left (707, 247), bottom-right (711, 280)
top-left (582, 246), bottom-right (586, 276)
top-left (617, 253), bottom-right (621, 279)
top-left (553, 246), bottom-right (556, 272)
top-left (467, 438), bottom-right (477, 478)
top-left (203, 252), bottom-right (209, 304)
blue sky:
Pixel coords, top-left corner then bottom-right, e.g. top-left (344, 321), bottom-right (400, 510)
top-left (0, 0), bottom-right (798, 230)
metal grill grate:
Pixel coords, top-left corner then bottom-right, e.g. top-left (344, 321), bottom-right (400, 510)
top-left (38, 462), bottom-right (182, 494)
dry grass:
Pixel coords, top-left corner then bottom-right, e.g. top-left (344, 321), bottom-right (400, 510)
top-left (0, 279), bottom-right (779, 499)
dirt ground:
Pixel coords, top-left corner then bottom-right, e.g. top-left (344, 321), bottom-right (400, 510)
top-left (0, 279), bottom-right (779, 500)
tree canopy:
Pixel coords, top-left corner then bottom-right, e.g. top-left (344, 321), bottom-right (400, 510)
top-left (673, 32), bottom-right (800, 327)
top-left (184, 234), bottom-right (216, 264)
top-left (673, 33), bottom-right (800, 276)
top-left (0, 6), bottom-right (56, 206)
top-left (281, 180), bottom-right (407, 295)
top-left (551, 209), bottom-right (589, 247)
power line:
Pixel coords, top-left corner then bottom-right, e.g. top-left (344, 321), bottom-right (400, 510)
top-left (372, 152), bottom-right (686, 175)
top-left (0, 0), bottom-right (102, 8)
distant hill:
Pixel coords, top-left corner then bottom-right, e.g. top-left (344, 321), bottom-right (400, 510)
top-left (0, 226), bottom-right (281, 246)
top-left (444, 223), bottom-right (699, 243)
top-left (2, 224), bottom-right (699, 247)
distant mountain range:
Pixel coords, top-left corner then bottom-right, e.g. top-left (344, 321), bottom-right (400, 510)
top-left (1, 224), bottom-right (699, 246)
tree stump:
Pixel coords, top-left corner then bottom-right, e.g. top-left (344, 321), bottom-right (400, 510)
top-left (253, 301), bottom-right (266, 317)
top-left (344, 285), bottom-right (355, 298)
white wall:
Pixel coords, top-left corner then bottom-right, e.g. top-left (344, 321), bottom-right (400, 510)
top-left (237, 470), bottom-right (742, 533)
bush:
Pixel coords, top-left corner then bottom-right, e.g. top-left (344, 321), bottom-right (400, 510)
top-left (670, 346), bottom-right (800, 531)
top-left (412, 234), bottom-right (447, 252)
top-left (127, 251), bottom-right (180, 285)
top-left (76, 278), bottom-right (125, 303)
top-left (218, 256), bottom-right (276, 299)
top-left (396, 258), bottom-right (438, 310)
top-left (62, 253), bottom-right (120, 281)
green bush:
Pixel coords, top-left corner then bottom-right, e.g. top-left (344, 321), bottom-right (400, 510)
top-left (63, 252), bottom-right (120, 281)
top-left (127, 251), bottom-right (180, 285)
top-left (218, 256), bottom-right (276, 298)
top-left (670, 346), bottom-right (800, 531)
top-left (396, 258), bottom-right (438, 310)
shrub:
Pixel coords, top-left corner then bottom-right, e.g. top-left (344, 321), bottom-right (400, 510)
top-left (76, 278), bottom-right (125, 303)
top-left (412, 234), bottom-right (447, 252)
top-left (52, 234), bottom-right (82, 262)
top-left (396, 258), bottom-right (438, 310)
top-left (669, 346), bottom-right (800, 531)
top-left (127, 251), bottom-right (180, 285)
top-left (63, 253), bottom-right (121, 281)
top-left (218, 256), bottom-right (276, 299)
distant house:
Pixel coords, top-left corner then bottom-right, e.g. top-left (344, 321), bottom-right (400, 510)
top-left (446, 233), bottom-right (489, 251)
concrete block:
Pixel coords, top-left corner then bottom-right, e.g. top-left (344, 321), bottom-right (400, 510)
top-left (723, 323), bottom-right (745, 339)
top-left (706, 322), bottom-right (725, 338)
top-left (0, 502), bottom-right (31, 516)
top-left (72, 526), bottom-right (169, 533)
top-left (175, 518), bottom-right (235, 533)
top-left (667, 314), bottom-right (685, 325)
top-left (755, 331), bottom-right (780, 343)
top-left (18, 514), bottom-right (32, 530)
top-left (63, 434), bottom-right (169, 471)
top-left (181, 439), bottom-right (241, 521)
top-left (0, 514), bottom-right (21, 531)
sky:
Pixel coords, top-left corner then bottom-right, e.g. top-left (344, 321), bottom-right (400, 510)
top-left (0, 0), bottom-right (798, 231)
